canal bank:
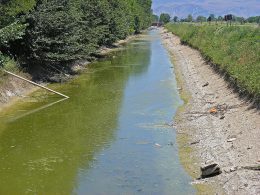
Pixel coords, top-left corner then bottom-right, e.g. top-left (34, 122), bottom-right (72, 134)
top-left (0, 33), bottom-right (140, 112)
top-left (161, 28), bottom-right (260, 195)
top-left (0, 30), bottom-right (195, 194)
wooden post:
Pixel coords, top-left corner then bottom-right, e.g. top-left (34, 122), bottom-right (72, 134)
top-left (3, 70), bottom-right (69, 99)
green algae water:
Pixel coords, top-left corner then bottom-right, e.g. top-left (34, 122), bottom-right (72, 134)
top-left (0, 30), bottom-right (195, 194)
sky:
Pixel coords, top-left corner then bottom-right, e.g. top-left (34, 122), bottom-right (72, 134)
top-left (152, 0), bottom-right (260, 8)
top-left (152, 0), bottom-right (260, 17)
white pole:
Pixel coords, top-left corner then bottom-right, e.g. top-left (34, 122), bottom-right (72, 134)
top-left (3, 70), bottom-right (69, 99)
top-left (9, 97), bottom-right (68, 122)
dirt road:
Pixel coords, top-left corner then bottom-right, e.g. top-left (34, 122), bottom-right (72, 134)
top-left (161, 28), bottom-right (260, 195)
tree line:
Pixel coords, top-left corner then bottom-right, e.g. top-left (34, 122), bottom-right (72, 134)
top-left (153, 13), bottom-right (260, 25)
top-left (0, 0), bottom-right (152, 71)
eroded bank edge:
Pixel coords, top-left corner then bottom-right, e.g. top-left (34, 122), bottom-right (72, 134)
top-left (0, 33), bottom-right (143, 111)
top-left (160, 29), bottom-right (217, 195)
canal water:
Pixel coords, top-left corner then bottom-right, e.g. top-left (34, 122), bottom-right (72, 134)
top-left (0, 30), bottom-right (195, 194)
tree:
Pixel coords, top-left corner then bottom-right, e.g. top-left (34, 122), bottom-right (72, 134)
top-left (217, 16), bottom-right (223, 21)
top-left (1, 0), bottom-right (153, 70)
top-left (152, 14), bottom-right (159, 23)
top-left (246, 16), bottom-right (260, 23)
top-left (0, 0), bottom-right (36, 66)
top-left (0, 0), bottom-right (36, 27)
top-left (209, 14), bottom-right (215, 21)
top-left (216, 16), bottom-right (223, 24)
top-left (173, 16), bottom-right (178, 22)
top-left (207, 16), bottom-right (212, 24)
top-left (233, 16), bottom-right (245, 24)
top-left (196, 16), bottom-right (206, 23)
top-left (240, 17), bottom-right (245, 25)
top-left (159, 13), bottom-right (171, 24)
top-left (187, 14), bottom-right (193, 22)
top-left (134, 16), bottom-right (141, 33)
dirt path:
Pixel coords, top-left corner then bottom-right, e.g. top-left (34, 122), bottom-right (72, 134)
top-left (160, 28), bottom-right (260, 195)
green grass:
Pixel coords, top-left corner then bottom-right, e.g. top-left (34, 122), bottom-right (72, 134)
top-left (166, 23), bottom-right (260, 102)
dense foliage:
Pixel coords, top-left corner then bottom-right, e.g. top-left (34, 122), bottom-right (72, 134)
top-left (196, 16), bottom-right (207, 23)
top-left (166, 23), bottom-right (260, 100)
top-left (246, 16), bottom-right (260, 23)
top-left (0, 0), bottom-right (36, 67)
top-left (152, 14), bottom-right (159, 23)
top-left (159, 13), bottom-right (171, 24)
top-left (179, 14), bottom-right (259, 24)
top-left (0, 0), bottom-right (152, 69)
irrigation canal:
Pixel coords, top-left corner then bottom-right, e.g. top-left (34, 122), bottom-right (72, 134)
top-left (0, 30), bottom-right (195, 194)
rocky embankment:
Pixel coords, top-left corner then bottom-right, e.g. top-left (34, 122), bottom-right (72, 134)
top-left (161, 28), bottom-right (260, 195)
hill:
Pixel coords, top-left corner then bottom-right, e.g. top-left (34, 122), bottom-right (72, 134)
top-left (153, 0), bottom-right (260, 18)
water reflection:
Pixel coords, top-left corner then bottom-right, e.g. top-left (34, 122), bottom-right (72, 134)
top-left (75, 30), bottom-right (195, 195)
top-left (0, 35), bottom-right (151, 194)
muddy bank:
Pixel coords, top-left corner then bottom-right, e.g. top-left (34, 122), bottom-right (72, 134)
top-left (0, 73), bottom-right (37, 112)
top-left (24, 34), bottom-right (140, 83)
top-left (161, 28), bottom-right (260, 195)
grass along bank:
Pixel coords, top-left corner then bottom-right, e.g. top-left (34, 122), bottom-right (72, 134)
top-left (161, 28), bottom-right (259, 195)
top-left (166, 23), bottom-right (260, 105)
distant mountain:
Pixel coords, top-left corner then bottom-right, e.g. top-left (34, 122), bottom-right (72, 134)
top-left (154, 4), bottom-right (210, 18)
top-left (153, 1), bottom-right (260, 18)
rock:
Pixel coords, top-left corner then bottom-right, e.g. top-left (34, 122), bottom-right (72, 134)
top-left (49, 74), bottom-right (65, 83)
top-left (202, 82), bottom-right (209, 87)
top-left (230, 166), bottom-right (238, 172)
top-left (154, 143), bottom-right (161, 147)
top-left (209, 107), bottom-right (218, 114)
top-left (190, 140), bottom-right (200, 145)
top-left (220, 115), bottom-right (225, 119)
top-left (6, 90), bottom-right (15, 97)
top-left (227, 138), bottom-right (237, 142)
top-left (71, 60), bottom-right (90, 73)
top-left (200, 163), bottom-right (222, 178)
top-left (227, 135), bottom-right (237, 142)
top-left (247, 146), bottom-right (253, 150)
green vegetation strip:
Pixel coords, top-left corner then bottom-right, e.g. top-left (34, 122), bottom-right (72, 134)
top-left (0, 0), bottom-right (152, 69)
top-left (166, 23), bottom-right (260, 103)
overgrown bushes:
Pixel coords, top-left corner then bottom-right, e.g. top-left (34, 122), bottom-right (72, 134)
top-left (166, 23), bottom-right (260, 101)
top-left (0, 0), bottom-right (152, 70)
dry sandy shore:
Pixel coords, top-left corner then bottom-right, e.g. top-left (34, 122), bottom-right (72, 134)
top-left (160, 28), bottom-right (260, 194)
